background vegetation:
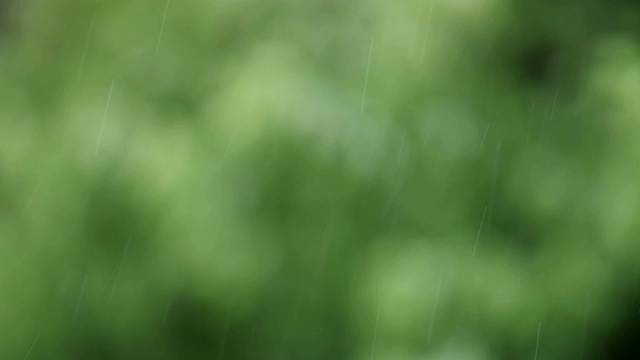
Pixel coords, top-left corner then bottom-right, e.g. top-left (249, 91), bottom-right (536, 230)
top-left (1, 0), bottom-right (640, 358)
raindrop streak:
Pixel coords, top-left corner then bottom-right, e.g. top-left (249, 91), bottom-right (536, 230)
top-left (419, 2), bottom-right (434, 64)
top-left (109, 235), bottom-right (132, 302)
top-left (361, 37), bottom-right (374, 113)
top-left (95, 79), bottom-right (115, 156)
top-left (409, 0), bottom-right (426, 57)
top-left (73, 273), bottom-right (89, 325)
top-left (383, 177), bottom-right (405, 221)
top-left (473, 205), bottom-right (488, 256)
top-left (77, 17), bottom-right (95, 80)
top-left (549, 90), bottom-right (559, 123)
top-left (526, 101), bottom-right (535, 150)
top-left (155, 0), bottom-right (170, 55)
top-left (485, 138), bottom-right (503, 234)
top-left (101, 266), bottom-right (120, 291)
top-left (371, 299), bottom-right (381, 360)
top-left (23, 333), bottom-right (40, 360)
top-left (398, 131), bottom-right (406, 163)
top-left (480, 122), bottom-right (490, 147)
top-left (427, 267), bottom-right (444, 345)
top-left (535, 322), bottom-right (541, 360)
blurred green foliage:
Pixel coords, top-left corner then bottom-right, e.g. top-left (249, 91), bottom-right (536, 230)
top-left (1, 0), bottom-right (640, 359)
